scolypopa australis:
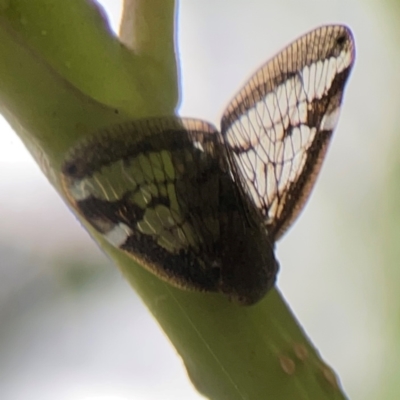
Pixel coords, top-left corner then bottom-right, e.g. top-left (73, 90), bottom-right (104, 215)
top-left (61, 25), bottom-right (355, 305)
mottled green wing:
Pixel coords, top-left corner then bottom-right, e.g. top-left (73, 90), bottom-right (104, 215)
top-left (61, 118), bottom-right (277, 304)
top-left (220, 25), bottom-right (355, 241)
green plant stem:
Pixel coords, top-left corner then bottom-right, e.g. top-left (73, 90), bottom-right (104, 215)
top-left (0, 1), bottom-right (347, 399)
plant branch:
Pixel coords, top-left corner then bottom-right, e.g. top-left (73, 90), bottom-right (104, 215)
top-left (0, 1), bottom-right (346, 399)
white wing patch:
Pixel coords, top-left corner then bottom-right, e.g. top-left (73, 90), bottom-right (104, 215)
top-left (104, 222), bottom-right (133, 247)
top-left (320, 106), bottom-right (341, 131)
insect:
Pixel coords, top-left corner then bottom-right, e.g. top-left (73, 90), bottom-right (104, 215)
top-left (61, 25), bottom-right (355, 305)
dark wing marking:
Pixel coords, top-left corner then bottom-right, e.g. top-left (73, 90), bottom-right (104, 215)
top-left (61, 24), bottom-right (355, 305)
top-left (61, 118), bottom-right (277, 305)
top-left (220, 25), bottom-right (355, 240)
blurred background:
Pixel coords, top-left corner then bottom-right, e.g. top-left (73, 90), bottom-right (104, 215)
top-left (0, 0), bottom-right (398, 399)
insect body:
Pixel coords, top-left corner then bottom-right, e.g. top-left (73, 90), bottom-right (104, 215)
top-left (62, 25), bottom-right (355, 305)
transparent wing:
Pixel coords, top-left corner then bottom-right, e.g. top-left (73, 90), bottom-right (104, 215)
top-left (61, 117), bottom-right (277, 304)
top-left (220, 25), bottom-right (355, 241)
top-left (61, 118), bottom-right (224, 291)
